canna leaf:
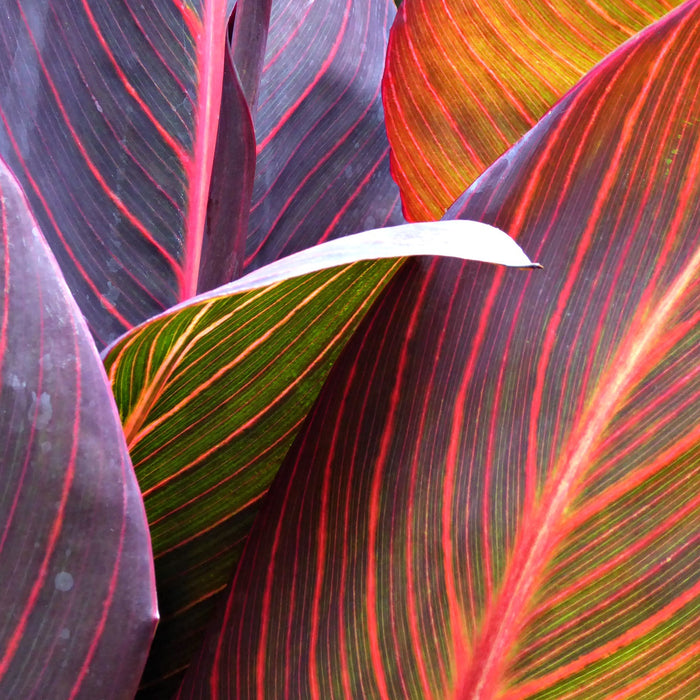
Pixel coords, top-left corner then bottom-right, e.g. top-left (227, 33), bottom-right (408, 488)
top-left (243, 0), bottom-right (405, 271)
top-left (198, 38), bottom-right (255, 290)
top-left (199, 0), bottom-right (273, 288)
top-left (229, 0), bottom-right (272, 114)
top-left (0, 0), bottom-right (230, 347)
top-left (383, 0), bottom-right (684, 221)
top-left (104, 221), bottom-right (534, 698)
top-left (178, 3), bottom-right (700, 697)
top-left (0, 158), bottom-right (157, 698)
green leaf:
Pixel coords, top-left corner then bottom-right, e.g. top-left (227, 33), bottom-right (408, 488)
top-left (177, 3), bottom-right (700, 696)
top-left (383, 0), bottom-right (684, 220)
top-left (103, 221), bottom-right (535, 697)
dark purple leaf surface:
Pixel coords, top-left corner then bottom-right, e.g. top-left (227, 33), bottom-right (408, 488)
top-left (0, 158), bottom-right (157, 698)
top-left (243, 0), bottom-right (405, 271)
top-left (199, 0), bottom-right (272, 289)
top-left (198, 42), bottom-right (255, 290)
top-left (230, 0), bottom-right (272, 114)
top-left (177, 3), bottom-right (700, 696)
top-left (0, 0), bottom-right (229, 348)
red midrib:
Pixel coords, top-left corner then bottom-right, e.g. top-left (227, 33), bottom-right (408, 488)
top-left (454, 10), bottom-right (700, 691)
top-left (181, 0), bottom-right (228, 300)
top-left (455, 238), bottom-right (700, 698)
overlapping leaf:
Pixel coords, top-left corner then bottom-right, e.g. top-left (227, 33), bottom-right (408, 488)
top-left (0, 159), bottom-right (157, 698)
top-left (200, 0), bottom-right (273, 289)
top-left (199, 40), bottom-right (255, 290)
top-left (0, 0), bottom-right (230, 347)
top-left (178, 3), bottom-right (700, 697)
top-left (104, 222), bottom-right (534, 697)
top-left (383, 0), bottom-right (684, 220)
top-left (243, 0), bottom-right (405, 270)
top-left (229, 0), bottom-right (272, 113)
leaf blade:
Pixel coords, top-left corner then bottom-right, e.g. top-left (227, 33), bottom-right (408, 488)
top-left (383, 0), bottom-right (685, 220)
top-left (106, 220), bottom-right (532, 697)
top-left (0, 157), bottom-right (157, 698)
top-left (244, 0), bottom-right (405, 271)
top-left (178, 3), bottom-right (700, 696)
top-left (0, 0), bottom-right (229, 347)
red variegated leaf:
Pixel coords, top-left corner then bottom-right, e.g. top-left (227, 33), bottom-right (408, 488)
top-left (0, 158), bottom-right (157, 697)
top-left (200, 0), bottom-right (273, 288)
top-left (105, 221), bottom-right (534, 699)
top-left (230, 0), bottom-right (272, 113)
top-left (243, 0), bottom-right (405, 271)
top-left (383, 0), bottom-right (684, 220)
top-left (199, 39), bottom-right (254, 289)
top-left (178, 3), bottom-right (700, 697)
top-left (0, 0), bottom-right (231, 347)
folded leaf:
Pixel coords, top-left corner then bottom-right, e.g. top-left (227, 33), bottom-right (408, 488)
top-left (0, 0), bottom-right (230, 347)
top-left (200, 0), bottom-right (273, 289)
top-left (178, 3), bottom-right (700, 697)
top-left (0, 158), bottom-right (157, 698)
top-left (383, 0), bottom-right (684, 220)
top-left (103, 221), bottom-right (534, 697)
top-left (244, 0), bottom-right (405, 270)
top-left (199, 39), bottom-right (256, 290)
top-left (229, 0), bottom-right (272, 114)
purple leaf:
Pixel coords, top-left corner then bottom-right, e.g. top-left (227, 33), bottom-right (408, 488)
top-left (230, 0), bottom-right (272, 114)
top-left (243, 0), bottom-right (405, 270)
top-left (199, 40), bottom-right (255, 290)
top-left (200, 0), bottom-right (273, 289)
top-left (0, 157), bottom-right (157, 698)
top-left (0, 0), bottom-right (230, 347)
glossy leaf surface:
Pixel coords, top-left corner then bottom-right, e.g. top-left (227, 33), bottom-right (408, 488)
top-left (243, 0), bottom-right (404, 270)
top-left (0, 0), bottom-right (229, 347)
top-left (105, 222), bottom-right (533, 697)
top-left (199, 41), bottom-right (255, 290)
top-left (383, 0), bottom-right (684, 220)
top-left (199, 0), bottom-right (273, 289)
top-left (0, 159), bottom-right (157, 698)
top-left (179, 3), bottom-right (700, 697)
top-left (229, 0), bottom-right (272, 114)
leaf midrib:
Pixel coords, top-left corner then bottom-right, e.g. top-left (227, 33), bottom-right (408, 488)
top-left (459, 242), bottom-right (700, 699)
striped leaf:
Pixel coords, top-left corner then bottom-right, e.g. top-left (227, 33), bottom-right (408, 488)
top-left (243, 0), bottom-right (405, 271)
top-left (0, 0), bottom-right (231, 347)
top-left (177, 3), bottom-right (700, 697)
top-left (200, 0), bottom-right (273, 287)
top-left (0, 158), bottom-right (157, 698)
top-left (199, 38), bottom-right (255, 290)
top-left (104, 222), bottom-right (534, 698)
top-left (383, 0), bottom-right (685, 221)
top-left (229, 0), bottom-right (272, 114)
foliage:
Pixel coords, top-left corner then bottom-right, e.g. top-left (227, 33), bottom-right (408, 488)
top-left (0, 0), bottom-right (698, 698)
